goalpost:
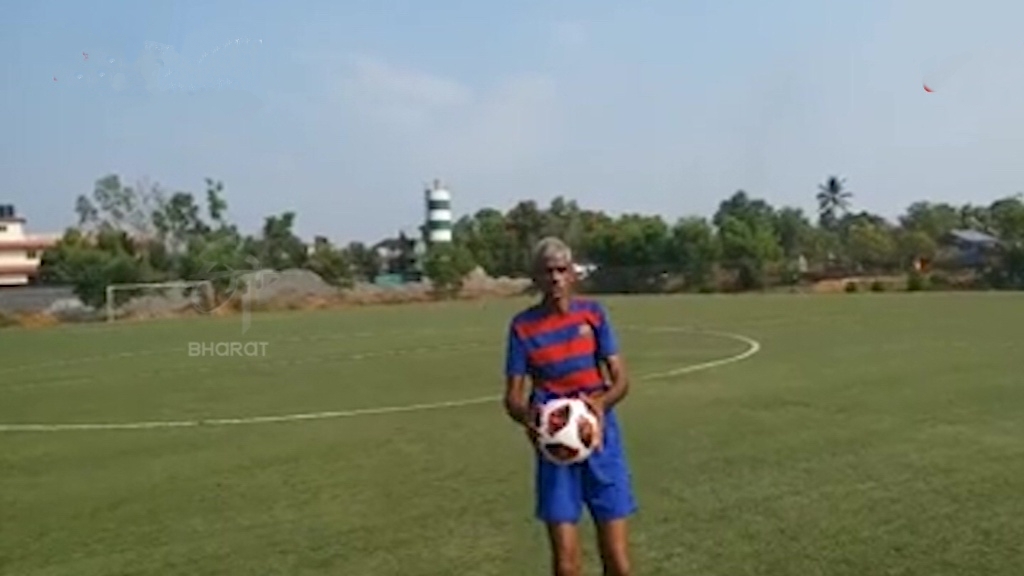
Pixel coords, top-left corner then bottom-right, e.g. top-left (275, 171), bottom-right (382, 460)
top-left (105, 280), bottom-right (215, 322)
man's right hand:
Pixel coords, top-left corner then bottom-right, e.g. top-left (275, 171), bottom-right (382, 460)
top-left (520, 405), bottom-right (541, 448)
top-left (525, 420), bottom-right (542, 447)
top-left (505, 378), bottom-right (541, 449)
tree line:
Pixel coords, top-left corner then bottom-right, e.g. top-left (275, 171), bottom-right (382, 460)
top-left (451, 177), bottom-right (1023, 293)
top-left (39, 173), bottom-right (1024, 308)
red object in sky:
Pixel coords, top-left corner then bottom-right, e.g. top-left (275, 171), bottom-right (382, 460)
top-left (923, 83), bottom-right (934, 93)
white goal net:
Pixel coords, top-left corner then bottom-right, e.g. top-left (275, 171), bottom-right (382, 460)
top-left (105, 281), bottom-right (215, 322)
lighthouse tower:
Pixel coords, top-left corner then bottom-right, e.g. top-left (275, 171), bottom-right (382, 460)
top-left (424, 179), bottom-right (452, 244)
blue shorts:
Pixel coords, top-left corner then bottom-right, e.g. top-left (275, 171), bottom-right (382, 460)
top-left (531, 386), bottom-right (638, 524)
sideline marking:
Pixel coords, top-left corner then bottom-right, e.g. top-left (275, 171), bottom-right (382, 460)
top-left (0, 328), bottom-right (760, 433)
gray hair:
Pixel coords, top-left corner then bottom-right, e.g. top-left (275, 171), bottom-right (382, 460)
top-left (532, 236), bottom-right (573, 269)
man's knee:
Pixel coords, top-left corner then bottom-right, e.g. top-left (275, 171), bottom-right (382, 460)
top-left (554, 554), bottom-right (582, 576)
top-left (602, 555), bottom-right (631, 576)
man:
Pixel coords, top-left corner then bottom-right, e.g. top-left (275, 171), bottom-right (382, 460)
top-left (504, 236), bottom-right (636, 576)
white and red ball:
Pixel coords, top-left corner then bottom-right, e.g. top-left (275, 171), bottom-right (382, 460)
top-left (536, 398), bottom-right (601, 465)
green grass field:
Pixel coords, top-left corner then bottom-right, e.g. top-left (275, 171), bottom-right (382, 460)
top-left (2, 293), bottom-right (1023, 575)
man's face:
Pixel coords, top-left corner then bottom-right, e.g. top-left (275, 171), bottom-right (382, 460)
top-left (535, 253), bottom-right (575, 300)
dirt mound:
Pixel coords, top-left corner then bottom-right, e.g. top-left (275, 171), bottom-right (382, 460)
top-left (49, 266), bottom-right (531, 327)
top-left (240, 268), bottom-right (340, 303)
top-left (13, 312), bottom-right (61, 329)
top-left (459, 266), bottom-right (531, 298)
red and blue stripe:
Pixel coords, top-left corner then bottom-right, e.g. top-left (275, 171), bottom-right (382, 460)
top-left (505, 299), bottom-right (619, 394)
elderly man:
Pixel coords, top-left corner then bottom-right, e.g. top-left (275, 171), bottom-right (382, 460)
top-left (503, 236), bottom-right (637, 576)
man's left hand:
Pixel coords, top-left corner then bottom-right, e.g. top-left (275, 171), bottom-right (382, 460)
top-left (580, 394), bottom-right (606, 451)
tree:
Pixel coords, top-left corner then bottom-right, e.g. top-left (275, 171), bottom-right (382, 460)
top-left (343, 242), bottom-right (381, 281)
top-left (74, 174), bottom-right (165, 238)
top-left (45, 175), bottom-right (176, 307)
top-left (988, 244), bottom-right (1024, 289)
top-left (895, 230), bottom-right (937, 268)
top-left (583, 214), bottom-right (672, 293)
top-left (804, 226), bottom-right (842, 268)
top-left (151, 191), bottom-right (209, 255)
top-left (42, 170), bottom-right (1024, 305)
top-left (899, 201), bottom-right (960, 243)
top-left (774, 207), bottom-right (815, 260)
top-left (543, 196), bottom-right (585, 248)
top-left (668, 217), bottom-right (719, 290)
top-left (987, 195), bottom-right (1024, 242)
top-left (846, 221), bottom-right (897, 272)
top-left (44, 175), bottom-right (253, 309)
top-left (717, 214), bottom-right (782, 290)
top-left (205, 178), bottom-right (229, 224)
top-left (40, 227), bottom-right (150, 308)
top-left (39, 227), bottom-right (92, 286)
top-left (306, 236), bottom-right (353, 287)
top-left (248, 212), bottom-right (308, 270)
top-left (958, 203), bottom-right (991, 231)
top-left (713, 190), bottom-right (776, 230)
top-left (816, 176), bottom-right (853, 230)
top-left (454, 209), bottom-right (520, 277)
top-left (505, 201), bottom-right (547, 274)
top-left (712, 191), bottom-right (782, 289)
top-left (423, 243), bottom-right (476, 298)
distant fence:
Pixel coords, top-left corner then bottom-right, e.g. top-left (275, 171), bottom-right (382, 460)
top-left (0, 286), bottom-right (79, 314)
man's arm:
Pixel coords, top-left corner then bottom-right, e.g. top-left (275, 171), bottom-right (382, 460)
top-left (505, 374), bottom-right (532, 426)
top-left (597, 354), bottom-right (629, 409)
top-left (504, 322), bottom-right (532, 426)
top-left (591, 304), bottom-right (630, 410)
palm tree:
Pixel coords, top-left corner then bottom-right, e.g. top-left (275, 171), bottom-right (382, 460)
top-left (816, 176), bottom-right (853, 230)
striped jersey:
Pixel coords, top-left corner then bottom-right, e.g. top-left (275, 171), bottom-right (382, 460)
top-left (505, 298), bottom-right (620, 394)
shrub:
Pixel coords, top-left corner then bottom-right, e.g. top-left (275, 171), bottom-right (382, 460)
top-left (870, 280), bottom-right (885, 292)
top-left (907, 270), bottom-right (926, 291)
top-left (844, 281), bottom-right (858, 293)
top-left (927, 273), bottom-right (952, 291)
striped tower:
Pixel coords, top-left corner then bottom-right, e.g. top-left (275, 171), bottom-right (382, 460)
top-left (425, 179), bottom-right (452, 244)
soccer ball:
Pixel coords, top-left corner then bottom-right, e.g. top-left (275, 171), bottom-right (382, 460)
top-left (536, 398), bottom-right (601, 465)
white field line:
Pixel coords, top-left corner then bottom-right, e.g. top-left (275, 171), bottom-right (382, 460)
top-left (627, 327), bottom-right (762, 381)
top-left (0, 327), bottom-right (760, 433)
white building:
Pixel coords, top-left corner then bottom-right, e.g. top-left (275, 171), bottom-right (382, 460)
top-left (0, 205), bottom-right (59, 286)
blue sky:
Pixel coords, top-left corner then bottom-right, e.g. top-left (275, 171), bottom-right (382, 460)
top-left (3, 0), bottom-right (1024, 243)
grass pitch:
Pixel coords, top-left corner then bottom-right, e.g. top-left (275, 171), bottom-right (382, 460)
top-left (1, 293), bottom-right (1023, 575)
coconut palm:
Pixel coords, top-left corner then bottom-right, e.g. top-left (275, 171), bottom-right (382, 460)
top-left (816, 176), bottom-right (853, 230)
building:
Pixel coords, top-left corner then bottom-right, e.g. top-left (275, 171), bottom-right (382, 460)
top-left (0, 205), bottom-right (60, 286)
top-left (360, 180), bottom-right (455, 285)
top-left (373, 230), bottom-right (424, 283)
top-left (943, 229), bottom-right (1001, 268)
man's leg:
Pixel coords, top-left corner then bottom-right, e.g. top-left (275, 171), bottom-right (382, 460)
top-left (536, 452), bottom-right (584, 575)
top-left (584, 409), bottom-right (636, 576)
top-left (596, 518), bottom-right (631, 576)
top-left (546, 522), bottom-right (583, 576)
